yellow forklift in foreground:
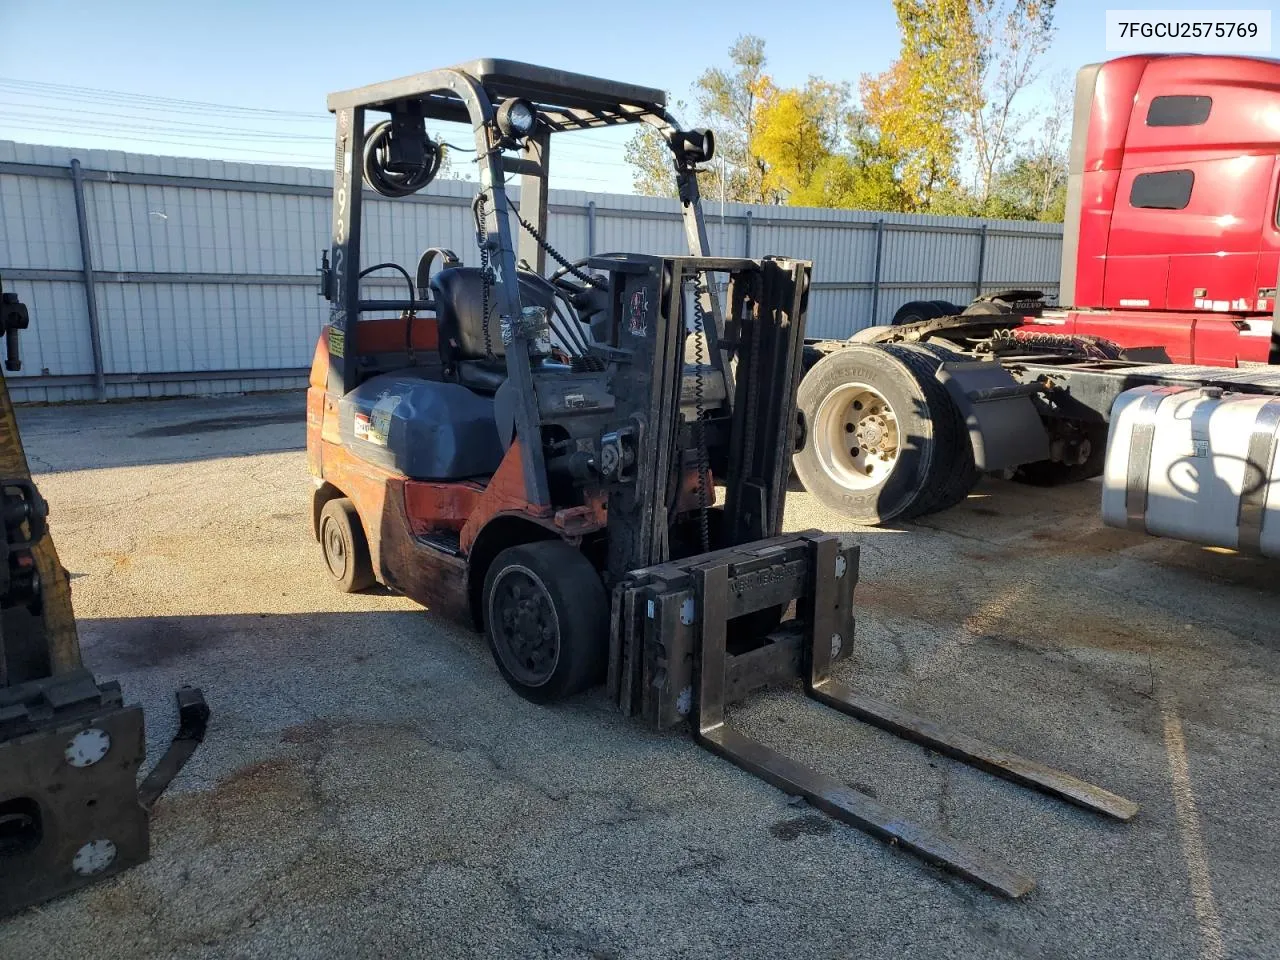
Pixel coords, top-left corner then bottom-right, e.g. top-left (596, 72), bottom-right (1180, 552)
top-left (0, 277), bottom-right (209, 917)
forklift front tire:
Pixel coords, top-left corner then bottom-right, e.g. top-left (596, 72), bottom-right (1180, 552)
top-left (319, 498), bottom-right (376, 593)
top-left (482, 541), bottom-right (608, 704)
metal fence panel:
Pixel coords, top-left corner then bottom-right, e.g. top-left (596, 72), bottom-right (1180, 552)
top-left (0, 173), bottom-right (81, 271)
top-left (7, 279), bottom-right (93, 378)
top-left (0, 140), bottom-right (1063, 402)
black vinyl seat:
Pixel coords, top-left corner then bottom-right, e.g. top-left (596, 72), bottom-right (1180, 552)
top-left (429, 267), bottom-right (560, 394)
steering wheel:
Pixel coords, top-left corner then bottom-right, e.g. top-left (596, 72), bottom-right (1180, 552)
top-left (549, 255), bottom-right (596, 287)
top-left (549, 252), bottom-right (628, 291)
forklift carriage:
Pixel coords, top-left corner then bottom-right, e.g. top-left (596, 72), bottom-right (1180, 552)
top-left (305, 59), bottom-right (1136, 897)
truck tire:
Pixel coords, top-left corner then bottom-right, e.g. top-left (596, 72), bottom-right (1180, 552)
top-left (849, 325), bottom-right (895, 343)
top-left (794, 344), bottom-right (966, 524)
top-left (802, 343), bottom-right (827, 376)
top-left (891, 342), bottom-right (981, 513)
top-left (891, 300), bottom-right (945, 326)
top-left (482, 540), bottom-right (608, 704)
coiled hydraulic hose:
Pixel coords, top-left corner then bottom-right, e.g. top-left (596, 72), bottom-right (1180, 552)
top-left (363, 120), bottom-right (442, 198)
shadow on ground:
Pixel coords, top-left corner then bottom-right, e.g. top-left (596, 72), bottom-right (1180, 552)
top-left (17, 392), bottom-right (306, 473)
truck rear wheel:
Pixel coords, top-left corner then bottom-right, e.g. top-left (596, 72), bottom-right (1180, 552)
top-left (892, 343), bottom-right (981, 514)
top-left (891, 300), bottom-right (945, 326)
top-left (794, 344), bottom-right (974, 524)
top-left (482, 540), bottom-right (608, 704)
top-left (848, 325), bottom-right (894, 343)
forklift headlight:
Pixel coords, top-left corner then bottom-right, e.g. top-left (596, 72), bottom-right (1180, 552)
top-left (497, 98), bottom-right (537, 139)
top-left (670, 128), bottom-right (715, 165)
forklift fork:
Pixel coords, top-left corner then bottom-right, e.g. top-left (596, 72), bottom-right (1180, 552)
top-left (614, 532), bottom-right (1137, 898)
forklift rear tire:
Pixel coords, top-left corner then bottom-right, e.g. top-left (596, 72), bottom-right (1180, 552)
top-left (482, 541), bottom-right (608, 704)
top-left (319, 498), bottom-right (376, 593)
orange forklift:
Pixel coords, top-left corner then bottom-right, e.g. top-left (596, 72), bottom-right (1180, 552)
top-left (305, 59), bottom-right (1137, 897)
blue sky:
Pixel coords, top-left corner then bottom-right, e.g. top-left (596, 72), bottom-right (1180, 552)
top-left (0, 0), bottom-right (1257, 193)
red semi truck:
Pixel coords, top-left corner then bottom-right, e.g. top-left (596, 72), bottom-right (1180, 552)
top-left (1028, 53), bottom-right (1280, 367)
top-left (891, 53), bottom-right (1280, 367)
top-left (796, 54), bottom-right (1280, 556)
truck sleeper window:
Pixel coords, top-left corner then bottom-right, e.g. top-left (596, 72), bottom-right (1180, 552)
top-left (1130, 170), bottom-right (1194, 210)
top-left (1146, 95), bottom-right (1212, 127)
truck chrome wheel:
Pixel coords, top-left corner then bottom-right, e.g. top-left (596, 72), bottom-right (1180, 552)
top-left (794, 344), bottom-right (978, 524)
top-left (814, 383), bottom-right (900, 491)
top-left (488, 564), bottom-right (561, 688)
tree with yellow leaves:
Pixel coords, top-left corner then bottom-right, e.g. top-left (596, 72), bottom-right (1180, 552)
top-left (625, 7), bottom-right (1061, 220)
top-left (860, 0), bottom-right (1057, 212)
top-left (752, 79), bottom-right (849, 204)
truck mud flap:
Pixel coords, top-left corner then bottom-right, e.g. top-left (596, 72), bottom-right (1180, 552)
top-left (935, 360), bottom-right (1051, 471)
top-left (611, 532), bottom-right (1136, 897)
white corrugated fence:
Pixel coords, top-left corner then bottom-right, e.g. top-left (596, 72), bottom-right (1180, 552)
top-left (0, 140), bottom-right (1064, 403)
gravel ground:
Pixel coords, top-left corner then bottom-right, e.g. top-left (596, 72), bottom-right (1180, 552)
top-left (1, 391), bottom-right (1277, 960)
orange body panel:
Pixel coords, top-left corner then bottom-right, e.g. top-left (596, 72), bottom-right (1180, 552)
top-left (403, 481), bottom-right (485, 535)
top-left (317, 445), bottom-right (397, 567)
top-left (458, 442), bottom-right (552, 554)
top-left (307, 337), bottom-right (328, 476)
top-left (356, 315), bottom-right (439, 353)
top-left (379, 475), bottom-right (471, 620)
top-left (306, 329), bottom-right (607, 609)
top-left (306, 335), bottom-right (342, 475)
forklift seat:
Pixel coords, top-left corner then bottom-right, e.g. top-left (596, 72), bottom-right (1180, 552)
top-left (429, 267), bottom-right (561, 393)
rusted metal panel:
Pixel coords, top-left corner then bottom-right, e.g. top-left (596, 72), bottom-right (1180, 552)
top-left (375, 476), bottom-right (471, 622)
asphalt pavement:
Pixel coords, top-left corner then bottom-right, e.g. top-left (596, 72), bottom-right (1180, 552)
top-left (1, 391), bottom-right (1276, 960)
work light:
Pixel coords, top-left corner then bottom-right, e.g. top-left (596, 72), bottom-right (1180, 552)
top-left (670, 128), bottom-right (715, 165)
top-left (497, 99), bottom-right (537, 139)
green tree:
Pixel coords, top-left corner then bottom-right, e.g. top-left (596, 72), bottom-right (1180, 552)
top-left (694, 34), bottom-right (775, 203)
top-left (984, 70), bottom-right (1072, 220)
top-left (986, 156), bottom-right (1067, 220)
top-left (960, 0), bottom-right (1058, 206)
top-left (857, 0), bottom-right (1056, 213)
top-left (625, 35), bottom-right (776, 203)
top-left (625, 99), bottom-right (687, 199)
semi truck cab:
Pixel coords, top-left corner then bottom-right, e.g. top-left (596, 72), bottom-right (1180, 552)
top-left (1029, 54), bottom-right (1280, 367)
